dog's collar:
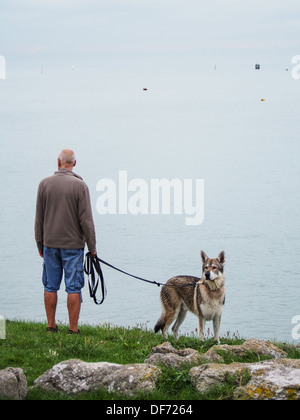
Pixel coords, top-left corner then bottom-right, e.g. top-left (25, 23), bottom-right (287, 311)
top-left (198, 279), bottom-right (208, 287)
top-left (198, 278), bottom-right (223, 291)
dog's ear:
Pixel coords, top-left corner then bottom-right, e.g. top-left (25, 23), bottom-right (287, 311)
top-left (218, 251), bottom-right (225, 266)
top-left (201, 250), bottom-right (208, 264)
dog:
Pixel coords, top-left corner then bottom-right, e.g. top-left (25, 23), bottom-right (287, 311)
top-left (154, 251), bottom-right (225, 343)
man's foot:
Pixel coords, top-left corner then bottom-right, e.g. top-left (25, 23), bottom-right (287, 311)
top-left (46, 326), bottom-right (59, 334)
top-left (68, 329), bottom-right (81, 335)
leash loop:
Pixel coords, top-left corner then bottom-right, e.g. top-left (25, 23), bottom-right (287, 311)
top-left (84, 252), bottom-right (107, 305)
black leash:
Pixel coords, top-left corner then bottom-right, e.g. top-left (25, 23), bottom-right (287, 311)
top-left (84, 253), bottom-right (199, 306)
top-left (98, 257), bottom-right (164, 287)
top-left (84, 252), bottom-right (164, 305)
top-left (84, 253), bottom-right (107, 305)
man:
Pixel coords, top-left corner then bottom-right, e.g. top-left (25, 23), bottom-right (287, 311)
top-left (35, 149), bottom-right (97, 334)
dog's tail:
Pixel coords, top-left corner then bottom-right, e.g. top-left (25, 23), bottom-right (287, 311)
top-left (154, 315), bottom-right (166, 334)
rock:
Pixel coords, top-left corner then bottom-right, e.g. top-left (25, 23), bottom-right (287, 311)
top-left (190, 362), bottom-right (250, 394)
top-left (190, 359), bottom-right (300, 400)
top-left (235, 359), bottom-right (300, 400)
top-left (233, 339), bottom-right (287, 359)
top-left (0, 368), bottom-right (28, 400)
top-left (203, 339), bottom-right (287, 363)
top-left (33, 359), bottom-right (162, 397)
top-left (198, 348), bottom-right (225, 363)
top-left (144, 342), bottom-right (201, 368)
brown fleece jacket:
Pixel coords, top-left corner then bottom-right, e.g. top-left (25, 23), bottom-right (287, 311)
top-left (35, 168), bottom-right (96, 252)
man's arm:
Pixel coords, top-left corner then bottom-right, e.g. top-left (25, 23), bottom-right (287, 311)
top-left (35, 183), bottom-right (44, 257)
top-left (78, 185), bottom-right (97, 255)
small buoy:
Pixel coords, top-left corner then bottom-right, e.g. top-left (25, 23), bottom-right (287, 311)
top-left (261, 98), bottom-right (266, 102)
top-left (143, 88), bottom-right (148, 91)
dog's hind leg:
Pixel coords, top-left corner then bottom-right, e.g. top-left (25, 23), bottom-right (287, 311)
top-left (155, 307), bottom-right (178, 339)
top-left (154, 313), bottom-right (167, 335)
top-left (162, 308), bottom-right (178, 339)
top-left (155, 286), bottom-right (179, 339)
top-left (154, 311), bottom-right (173, 338)
top-left (172, 305), bottom-right (187, 340)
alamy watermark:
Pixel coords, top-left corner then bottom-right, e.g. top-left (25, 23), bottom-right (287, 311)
top-left (96, 171), bottom-right (204, 226)
top-left (0, 55), bottom-right (6, 79)
top-left (291, 315), bottom-right (300, 340)
top-left (0, 316), bottom-right (6, 339)
top-left (291, 55), bottom-right (300, 80)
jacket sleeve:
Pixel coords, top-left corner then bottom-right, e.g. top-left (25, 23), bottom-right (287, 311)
top-left (78, 184), bottom-right (97, 253)
top-left (35, 182), bottom-right (44, 252)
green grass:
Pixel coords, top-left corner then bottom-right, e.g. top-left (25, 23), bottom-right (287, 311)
top-left (0, 320), bottom-right (298, 400)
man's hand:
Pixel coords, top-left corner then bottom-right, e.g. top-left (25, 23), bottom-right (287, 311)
top-left (92, 251), bottom-right (97, 258)
top-left (39, 250), bottom-right (44, 258)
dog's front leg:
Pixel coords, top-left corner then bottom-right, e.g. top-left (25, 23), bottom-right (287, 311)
top-left (213, 316), bottom-right (221, 344)
top-left (198, 315), bottom-right (205, 341)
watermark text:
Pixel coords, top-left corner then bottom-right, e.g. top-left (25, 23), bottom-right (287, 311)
top-left (96, 171), bottom-right (204, 226)
top-left (292, 315), bottom-right (300, 340)
top-left (0, 55), bottom-right (6, 79)
top-left (291, 55), bottom-right (300, 80)
top-left (0, 316), bottom-right (6, 339)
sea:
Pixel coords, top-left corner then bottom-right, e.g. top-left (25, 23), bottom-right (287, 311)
top-left (0, 63), bottom-right (299, 343)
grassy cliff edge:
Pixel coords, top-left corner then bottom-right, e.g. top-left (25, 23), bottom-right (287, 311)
top-left (0, 320), bottom-right (298, 400)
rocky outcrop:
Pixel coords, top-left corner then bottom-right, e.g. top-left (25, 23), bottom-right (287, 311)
top-left (33, 359), bottom-right (162, 397)
top-left (190, 359), bottom-right (300, 400)
top-left (144, 340), bottom-right (300, 400)
top-left (0, 368), bottom-right (28, 400)
top-left (2, 338), bottom-right (299, 400)
top-left (144, 339), bottom-right (287, 367)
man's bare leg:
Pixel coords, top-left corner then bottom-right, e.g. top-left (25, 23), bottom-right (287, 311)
top-left (44, 291), bottom-right (57, 329)
top-left (67, 293), bottom-right (81, 332)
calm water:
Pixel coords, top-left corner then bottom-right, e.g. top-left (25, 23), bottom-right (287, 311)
top-left (0, 66), bottom-right (299, 342)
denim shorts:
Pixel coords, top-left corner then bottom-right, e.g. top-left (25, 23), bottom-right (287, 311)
top-left (42, 247), bottom-right (85, 295)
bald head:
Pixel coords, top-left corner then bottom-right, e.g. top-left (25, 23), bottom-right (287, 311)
top-left (58, 149), bottom-right (76, 170)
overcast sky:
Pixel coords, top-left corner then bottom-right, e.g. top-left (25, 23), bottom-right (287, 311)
top-left (1, 0), bottom-right (300, 70)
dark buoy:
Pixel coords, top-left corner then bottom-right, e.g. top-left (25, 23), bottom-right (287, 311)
top-left (143, 88), bottom-right (148, 91)
top-left (255, 64), bottom-right (260, 70)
